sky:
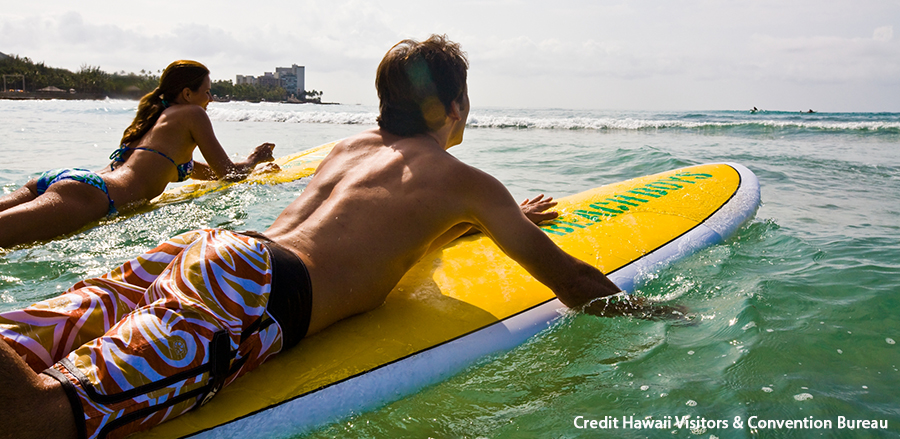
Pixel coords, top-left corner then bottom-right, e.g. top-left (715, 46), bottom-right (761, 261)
top-left (1, 0), bottom-right (898, 112)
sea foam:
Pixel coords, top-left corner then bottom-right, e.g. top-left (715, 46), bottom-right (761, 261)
top-left (206, 104), bottom-right (900, 133)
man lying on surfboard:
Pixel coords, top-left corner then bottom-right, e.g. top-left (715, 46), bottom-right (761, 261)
top-left (1, 35), bottom-right (652, 439)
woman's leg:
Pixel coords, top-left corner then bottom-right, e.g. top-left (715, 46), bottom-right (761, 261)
top-left (0, 179), bottom-right (38, 212)
top-left (0, 179), bottom-right (109, 248)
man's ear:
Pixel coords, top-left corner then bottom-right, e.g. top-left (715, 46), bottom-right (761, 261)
top-left (447, 100), bottom-right (462, 121)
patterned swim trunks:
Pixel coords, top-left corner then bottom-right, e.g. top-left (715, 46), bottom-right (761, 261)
top-left (0, 229), bottom-right (311, 439)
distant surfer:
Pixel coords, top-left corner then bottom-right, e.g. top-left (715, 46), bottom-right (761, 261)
top-left (0, 36), bottom-right (668, 439)
top-left (0, 60), bottom-right (276, 248)
top-left (750, 106), bottom-right (759, 113)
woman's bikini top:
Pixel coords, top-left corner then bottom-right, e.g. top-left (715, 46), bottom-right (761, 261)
top-left (110, 144), bottom-right (194, 182)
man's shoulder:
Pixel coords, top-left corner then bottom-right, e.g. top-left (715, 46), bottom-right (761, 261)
top-left (339, 130), bottom-right (462, 162)
top-left (341, 129), bottom-right (429, 148)
top-left (335, 129), bottom-right (396, 152)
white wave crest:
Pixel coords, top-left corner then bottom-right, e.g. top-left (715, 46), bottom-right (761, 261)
top-left (204, 103), bottom-right (899, 133)
top-left (467, 115), bottom-right (900, 131)
top-left (208, 107), bottom-right (378, 125)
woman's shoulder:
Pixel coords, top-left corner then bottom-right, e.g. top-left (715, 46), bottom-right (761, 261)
top-left (165, 104), bottom-right (208, 117)
top-left (160, 104), bottom-right (211, 127)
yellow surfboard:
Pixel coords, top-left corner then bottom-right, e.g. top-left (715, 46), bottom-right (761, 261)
top-left (138, 162), bottom-right (760, 438)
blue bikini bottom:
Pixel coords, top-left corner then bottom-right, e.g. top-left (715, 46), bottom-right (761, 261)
top-left (35, 168), bottom-right (117, 218)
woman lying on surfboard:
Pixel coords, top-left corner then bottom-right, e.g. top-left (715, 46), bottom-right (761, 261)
top-left (0, 60), bottom-right (276, 248)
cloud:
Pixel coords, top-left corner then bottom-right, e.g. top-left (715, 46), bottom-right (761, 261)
top-left (873, 26), bottom-right (893, 42)
top-left (1, 10), bottom-right (384, 78)
top-left (2, 0), bottom-right (898, 110)
top-left (470, 35), bottom-right (695, 81)
top-left (3, 12), bottom-right (165, 71)
top-left (746, 32), bottom-right (900, 84)
top-left (466, 23), bottom-right (900, 90)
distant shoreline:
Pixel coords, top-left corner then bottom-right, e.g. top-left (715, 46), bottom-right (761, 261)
top-left (0, 91), bottom-right (111, 100)
top-left (0, 91), bottom-right (340, 105)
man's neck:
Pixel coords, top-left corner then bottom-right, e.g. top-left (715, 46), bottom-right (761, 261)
top-left (426, 116), bottom-right (457, 151)
top-left (423, 131), bottom-right (451, 151)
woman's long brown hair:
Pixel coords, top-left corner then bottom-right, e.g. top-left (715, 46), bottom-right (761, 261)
top-left (119, 60), bottom-right (210, 146)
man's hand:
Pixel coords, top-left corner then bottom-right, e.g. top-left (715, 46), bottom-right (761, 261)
top-left (582, 293), bottom-right (695, 323)
top-left (520, 194), bottom-right (558, 225)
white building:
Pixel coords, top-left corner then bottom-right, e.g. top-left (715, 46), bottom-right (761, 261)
top-left (275, 64), bottom-right (305, 97)
top-left (235, 75), bottom-right (258, 86)
top-left (236, 64), bottom-right (305, 97)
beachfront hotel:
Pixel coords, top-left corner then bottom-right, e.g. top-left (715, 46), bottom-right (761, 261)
top-left (236, 64), bottom-right (305, 98)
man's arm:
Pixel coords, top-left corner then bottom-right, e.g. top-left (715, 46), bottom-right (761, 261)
top-left (424, 222), bottom-right (477, 255)
top-left (424, 194), bottom-right (560, 255)
top-left (461, 168), bottom-right (621, 308)
top-left (461, 172), bottom-right (689, 321)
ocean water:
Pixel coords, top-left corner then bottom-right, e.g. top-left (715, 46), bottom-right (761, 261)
top-left (1, 100), bottom-right (899, 438)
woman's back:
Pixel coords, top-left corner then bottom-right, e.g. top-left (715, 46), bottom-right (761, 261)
top-left (102, 105), bottom-right (205, 207)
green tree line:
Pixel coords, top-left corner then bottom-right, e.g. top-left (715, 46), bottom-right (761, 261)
top-left (1, 55), bottom-right (158, 95)
top-left (210, 80), bottom-right (288, 102)
top-left (2, 54), bottom-right (326, 102)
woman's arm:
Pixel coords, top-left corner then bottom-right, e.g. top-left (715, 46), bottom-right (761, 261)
top-left (187, 161), bottom-right (216, 180)
top-left (185, 107), bottom-right (275, 181)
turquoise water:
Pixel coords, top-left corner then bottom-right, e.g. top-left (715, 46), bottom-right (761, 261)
top-left (2, 100), bottom-right (899, 438)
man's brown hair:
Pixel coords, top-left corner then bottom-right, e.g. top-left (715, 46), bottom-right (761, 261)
top-left (376, 34), bottom-right (469, 136)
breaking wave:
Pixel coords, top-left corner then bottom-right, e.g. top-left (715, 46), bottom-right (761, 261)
top-left (206, 103), bottom-right (900, 134)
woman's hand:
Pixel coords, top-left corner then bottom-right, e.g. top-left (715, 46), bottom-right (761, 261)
top-left (252, 162), bottom-right (282, 174)
top-left (217, 143), bottom-right (276, 181)
top-left (248, 143), bottom-right (276, 165)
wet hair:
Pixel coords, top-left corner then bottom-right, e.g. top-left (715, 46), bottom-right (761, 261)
top-left (120, 60), bottom-right (210, 146)
top-left (376, 34), bottom-right (468, 136)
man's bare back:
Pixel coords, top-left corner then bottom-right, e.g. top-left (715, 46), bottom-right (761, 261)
top-left (263, 125), bottom-right (510, 334)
